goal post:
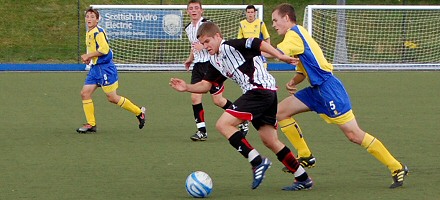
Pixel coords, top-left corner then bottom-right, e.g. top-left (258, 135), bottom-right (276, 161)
top-left (304, 5), bottom-right (440, 71)
top-left (89, 5), bottom-right (263, 71)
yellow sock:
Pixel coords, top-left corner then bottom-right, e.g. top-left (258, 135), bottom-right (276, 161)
top-left (279, 118), bottom-right (312, 158)
top-left (117, 96), bottom-right (141, 115)
top-left (82, 99), bottom-right (95, 126)
top-left (361, 133), bottom-right (402, 173)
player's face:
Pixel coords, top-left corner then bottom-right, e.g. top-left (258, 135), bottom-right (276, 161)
top-left (187, 3), bottom-right (203, 21)
top-left (85, 12), bottom-right (99, 30)
top-left (198, 34), bottom-right (221, 55)
top-left (246, 9), bottom-right (256, 23)
top-left (271, 10), bottom-right (289, 35)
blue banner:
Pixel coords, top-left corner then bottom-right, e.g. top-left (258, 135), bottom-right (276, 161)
top-left (98, 9), bottom-right (183, 40)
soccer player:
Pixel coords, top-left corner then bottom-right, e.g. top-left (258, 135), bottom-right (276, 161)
top-left (77, 8), bottom-right (146, 133)
top-left (184, 0), bottom-right (248, 141)
top-left (170, 21), bottom-right (313, 191)
top-left (237, 5), bottom-right (271, 68)
top-left (268, 3), bottom-right (408, 188)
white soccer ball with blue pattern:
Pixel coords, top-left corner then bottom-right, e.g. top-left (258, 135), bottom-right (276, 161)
top-left (185, 171), bottom-right (213, 198)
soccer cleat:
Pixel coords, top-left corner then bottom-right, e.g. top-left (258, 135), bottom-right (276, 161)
top-left (136, 107), bottom-right (146, 129)
top-left (76, 123), bottom-right (97, 133)
top-left (238, 121), bottom-right (250, 137)
top-left (389, 164), bottom-right (409, 189)
top-left (282, 155), bottom-right (316, 173)
top-left (252, 157), bottom-right (272, 189)
top-left (190, 131), bottom-right (207, 141)
top-left (282, 177), bottom-right (313, 191)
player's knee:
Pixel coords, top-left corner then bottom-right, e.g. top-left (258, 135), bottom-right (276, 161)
top-left (191, 94), bottom-right (202, 104)
top-left (80, 90), bottom-right (91, 100)
top-left (215, 120), bottom-right (225, 132)
top-left (276, 110), bottom-right (290, 121)
top-left (344, 131), bottom-right (363, 145)
top-left (106, 95), bottom-right (119, 104)
top-left (212, 98), bottom-right (224, 107)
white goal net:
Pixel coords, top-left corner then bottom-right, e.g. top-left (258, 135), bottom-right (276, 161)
top-left (90, 5), bottom-right (263, 71)
top-left (304, 5), bottom-right (440, 71)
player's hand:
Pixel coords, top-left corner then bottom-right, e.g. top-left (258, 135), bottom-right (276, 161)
top-left (80, 54), bottom-right (91, 64)
top-left (279, 55), bottom-right (299, 65)
top-left (192, 42), bottom-right (204, 52)
top-left (286, 79), bottom-right (297, 95)
top-left (169, 78), bottom-right (188, 92)
top-left (184, 59), bottom-right (193, 71)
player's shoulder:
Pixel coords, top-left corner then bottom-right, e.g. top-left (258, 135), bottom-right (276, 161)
top-left (184, 22), bottom-right (191, 29)
top-left (201, 18), bottom-right (211, 23)
top-left (96, 26), bottom-right (106, 33)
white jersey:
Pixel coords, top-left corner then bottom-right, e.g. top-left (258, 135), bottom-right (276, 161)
top-left (205, 38), bottom-right (277, 93)
top-left (185, 17), bottom-right (210, 63)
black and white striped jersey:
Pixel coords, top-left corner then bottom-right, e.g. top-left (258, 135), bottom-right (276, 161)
top-left (184, 17), bottom-right (210, 63)
top-left (204, 38), bottom-right (277, 93)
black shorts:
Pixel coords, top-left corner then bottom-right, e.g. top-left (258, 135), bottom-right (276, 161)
top-left (225, 89), bottom-right (278, 130)
top-left (191, 61), bottom-right (224, 95)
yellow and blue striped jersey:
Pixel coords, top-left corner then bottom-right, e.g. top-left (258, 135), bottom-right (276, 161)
top-left (277, 25), bottom-right (333, 86)
top-left (86, 26), bottom-right (113, 65)
top-left (237, 19), bottom-right (270, 40)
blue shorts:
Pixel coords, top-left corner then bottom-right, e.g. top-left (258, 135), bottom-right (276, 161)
top-left (295, 75), bottom-right (352, 119)
top-left (84, 63), bottom-right (118, 86)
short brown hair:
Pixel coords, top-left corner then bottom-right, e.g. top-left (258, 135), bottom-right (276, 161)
top-left (273, 3), bottom-right (296, 23)
top-left (187, 0), bottom-right (202, 8)
top-left (196, 21), bottom-right (222, 39)
top-left (85, 7), bottom-right (100, 19)
top-left (246, 5), bottom-right (256, 12)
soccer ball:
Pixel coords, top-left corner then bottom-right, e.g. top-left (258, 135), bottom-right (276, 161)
top-left (185, 171), bottom-right (213, 198)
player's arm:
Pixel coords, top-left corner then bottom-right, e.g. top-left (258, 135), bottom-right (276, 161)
top-left (170, 78), bottom-right (212, 93)
top-left (261, 22), bottom-right (271, 44)
top-left (237, 22), bottom-right (244, 39)
top-left (81, 32), bottom-right (108, 64)
top-left (184, 50), bottom-right (194, 71)
top-left (81, 51), bottom-right (103, 64)
top-left (263, 38), bottom-right (271, 45)
top-left (260, 40), bottom-right (298, 65)
top-left (286, 73), bottom-right (305, 94)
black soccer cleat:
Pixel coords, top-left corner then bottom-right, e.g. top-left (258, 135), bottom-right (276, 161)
top-left (390, 164), bottom-right (409, 189)
top-left (136, 107), bottom-right (146, 129)
top-left (76, 123), bottom-right (97, 133)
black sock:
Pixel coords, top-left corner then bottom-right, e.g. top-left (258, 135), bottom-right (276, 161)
top-left (192, 103), bottom-right (206, 133)
top-left (222, 100), bottom-right (233, 110)
top-left (276, 146), bottom-right (308, 181)
top-left (228, 131), bottom-right (262, 167)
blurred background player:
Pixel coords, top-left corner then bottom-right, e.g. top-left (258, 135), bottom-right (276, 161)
top-left (184, 0), bottom-right (248, 141)
top-left (268, 3), bottom-right (408, 188)
top-left (237, 5), bottom-right (271, 68)
top-left (77, 8), bottom-right (146, 133)
top-left (171, 21), bottom-right (313, 191)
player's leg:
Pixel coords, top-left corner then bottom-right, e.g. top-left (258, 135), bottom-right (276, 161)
top-left (338, 118), bottom-right (408, 188)
top-left (257, 91), bottom-right (312, 191)
top-left (215, 111), bottom-right (269, 189)
top-left (190, 93), bottom-right (207, 140)
top-left (216, 91), bottom-right (275, 189)
top-left (323, 76), bottom-right (407, 188)
top-left (210, 85), bottom-right (249, 136)
top-left (189, 62), bottom-right (209, 141)
top-left (258, 125), bottom-right (313, 191)
top-left (77, 84), bottom-right (98, 133)
top-left (277, 94), bottom-right (315, 166)
top-left (104, 88), bottom-right (146, 129)
top-left (101, 65), bottom-right (146, 129)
